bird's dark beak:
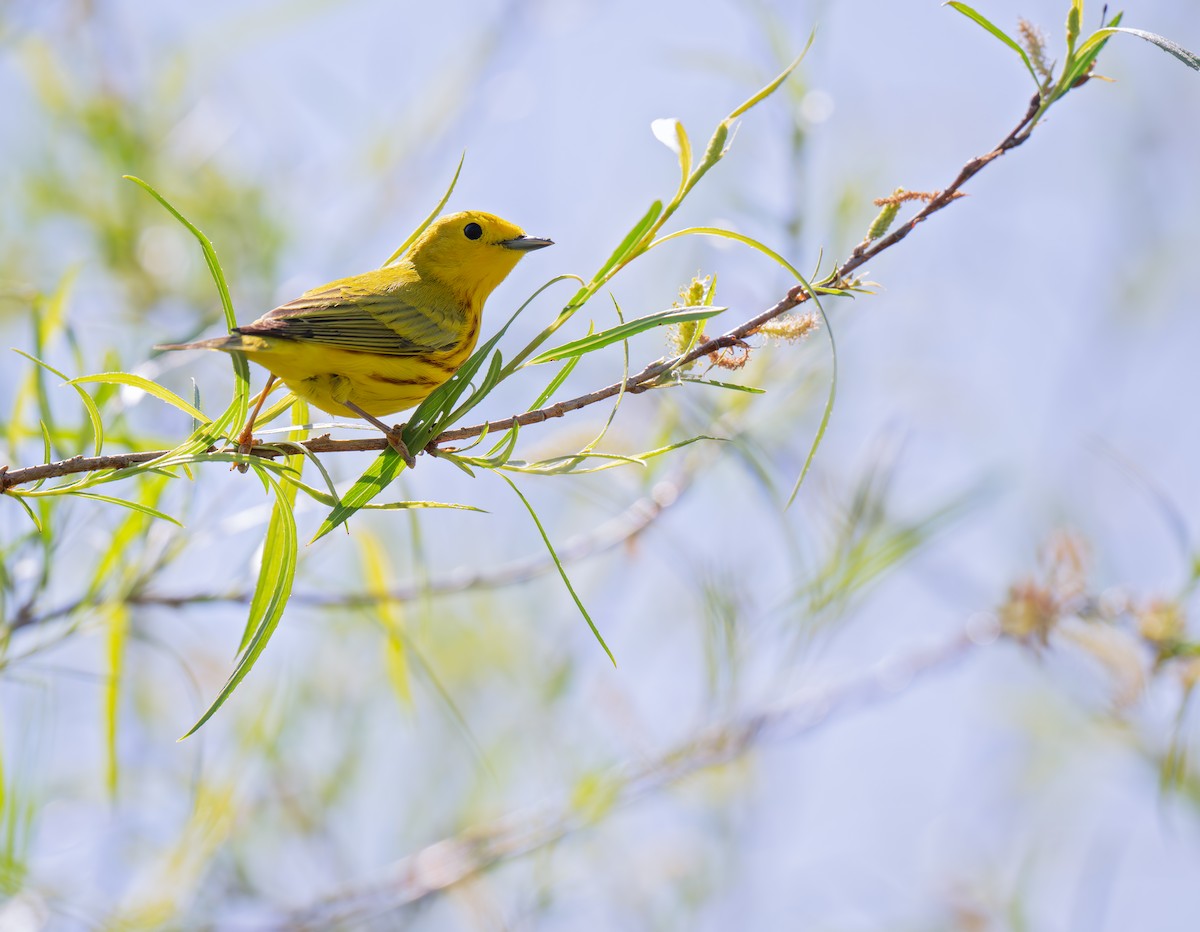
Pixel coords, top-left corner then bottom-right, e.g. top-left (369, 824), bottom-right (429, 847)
top-left (500, 235), bottom-right (554, 251)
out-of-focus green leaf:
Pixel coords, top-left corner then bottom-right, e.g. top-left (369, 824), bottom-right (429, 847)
top-left (380, 151), bottom-right (466, 267)
top-left (104, 603), bottom-right (129, 799)
top-left (359, 532), bottom-right (413, 709)
top-left (84, 476), bottom-right (171, 602)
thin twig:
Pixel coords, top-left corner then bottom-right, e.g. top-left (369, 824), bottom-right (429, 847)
top-left (0, 94), bottom-right (1044, 495)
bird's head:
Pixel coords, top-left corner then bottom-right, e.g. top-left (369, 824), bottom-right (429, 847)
top-left (407, 211), bottom-right (552, 303)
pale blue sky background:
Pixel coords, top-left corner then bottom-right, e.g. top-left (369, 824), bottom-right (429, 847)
top-left (2, 0), bottom-right (1199, 928)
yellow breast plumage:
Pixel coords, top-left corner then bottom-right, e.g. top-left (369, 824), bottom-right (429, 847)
top-left (159, 210), bottom-right (552, 461)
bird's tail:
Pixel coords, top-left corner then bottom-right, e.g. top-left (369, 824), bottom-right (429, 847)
top-left (156, 334), bottom-right (246, 352)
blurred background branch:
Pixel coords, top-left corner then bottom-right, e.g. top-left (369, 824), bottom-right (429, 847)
top-left (0, 1), bottom-right (1198, 929)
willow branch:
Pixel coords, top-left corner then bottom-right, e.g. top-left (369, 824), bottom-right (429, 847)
top-left (284, 628), bottom-right (987, 926)
top-left (0, 94), bottom-right (1043, 496)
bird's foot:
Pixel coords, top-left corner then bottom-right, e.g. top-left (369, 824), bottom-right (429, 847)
top-left (386, 425), bottom-right (416, 468)
top-left (341, 402), bottom-right (416, 468)
top-left (232, 425), bottom-right (257, 474)
top-left (232, 375), bottom-right (277, 474)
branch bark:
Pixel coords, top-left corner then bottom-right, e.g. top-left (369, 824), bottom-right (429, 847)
top-left (0, 94), bottom-right (1043, 496)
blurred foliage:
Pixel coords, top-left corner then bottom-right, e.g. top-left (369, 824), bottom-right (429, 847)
top-left (0, 1), bottom-right (1197, 929)
top-left (997, 528), bottom-right (1199, 789)
top-left (2, 14), bottom-right (284, 327)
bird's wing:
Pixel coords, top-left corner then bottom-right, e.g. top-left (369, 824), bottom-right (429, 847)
top-left (238, 281), bottom-right (462, 357)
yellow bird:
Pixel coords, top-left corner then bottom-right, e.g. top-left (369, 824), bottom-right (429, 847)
top-left (160, 211), bottom-right (552, 464)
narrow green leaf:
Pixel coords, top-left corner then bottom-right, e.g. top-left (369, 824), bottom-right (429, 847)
top-left (407, 276), bottom-right (582, 449)
top-left (492, 274), bottom-right (590, 377)
top-left (481, 418), bottom-right (520, 462)
top-left (584, 296), bottom-right (632, 455)
top-left (437, 454), bottom-right (478, 478)
top-left (124, 175), bottom-right (250, 433)
top-left (12, 350), bottom-right (104, 456)
top-left (251, 390), bottom-right (298, 431)
top-left (191, 380), bottom-right (202, 433)
top-left (464, 422), bottom-right (520, 469)
top-left (69, 371), bottom-right (210, 423)
top-left (37, 422), bottom-right (52, 490)
top-left (292, 481), bottom-right (481, 512)
top-left (591, 201), bottom-right (664, 284)
top-left (651, 118), bottom-right (693, 192)
top-left (124, 176), bottom-right (236, 329)
top-left (6, 362), bottom-right (36, 456)
top-left (499, 473), bottom-right (615, 666)
top-left (944, 2), bottom-right (1041, 86)
top-left (29, 322), bottom-right (58, 451)
top-left (1089, 26), bottom-right (1199, 70)
top-left (680, 377), bottom-right (766, 394)
top-left (408, 346), bottom-right (492, 428)
top-left (7, 494), bottom-right (42, 532)
top-left (1056, 27), bottom-right (1117, 94)
top-left (503, 451), bottom-right (647, 475)
top-left (269, 439), bottom-right (340, 507)
top-left (359, 531), bottom-right (413, 708)
top-left (79, 383), bottom-right (105, 456)
top-left (35, 267), bottom-right (77, 350)
top-left (529, 306), bottom-right (727, 365)
top-left (649, 226), bottom-right (810, 283)
top-left (104, 603), bottom-right (129, 799)
top-left (380, 151), bottom-right (466, 267)
top-left (72, 492), bottom-right (182, 526)
top-left (236, 473), bottom-right (298, 655)
top-left (311, 448), bottom-right (407, 542)
top-left (785, 317), bottom-right (837, 508)
top-left (445, 350), bottom-right (504, 425)
top-left (529, 340), bottom-right (586, 410)
top-left (23, 451), bottom-right (292, 498)
top-left (641, 228), bottom-right (833, 509)
top-left (505, 435), bottom-right (717, 476)
top-left (727, 30), bottom-right (816, 119)
top-left (183, 471), bottom-right (297, 738)
top-left (1066, 0), bottom-right (1084, 58)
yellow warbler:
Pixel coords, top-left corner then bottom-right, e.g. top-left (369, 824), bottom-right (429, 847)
top-left (160, 211), bottom-right (552, 463)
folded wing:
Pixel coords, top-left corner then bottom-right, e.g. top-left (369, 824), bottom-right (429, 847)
top-left (238, 283), bottom-right (462, 357)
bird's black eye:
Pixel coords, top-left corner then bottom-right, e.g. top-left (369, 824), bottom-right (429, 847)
top-left (464, 222), bottom-right (483, 240)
